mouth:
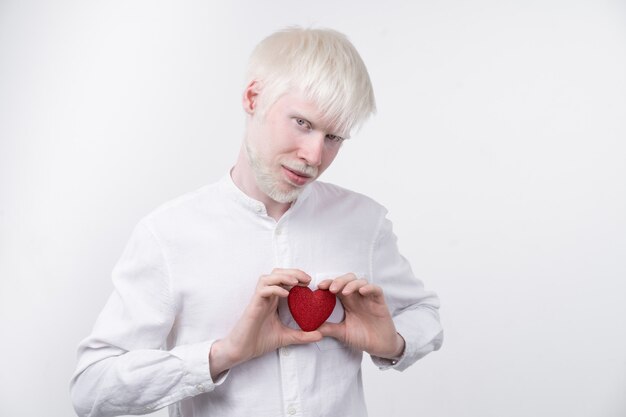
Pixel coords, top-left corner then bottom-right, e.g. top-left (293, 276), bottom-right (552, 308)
top-left (282, 165), bottom-right (313, 186)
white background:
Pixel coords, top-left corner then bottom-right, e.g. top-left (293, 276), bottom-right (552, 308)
top-left (1, 1), bottom-right (625, 416)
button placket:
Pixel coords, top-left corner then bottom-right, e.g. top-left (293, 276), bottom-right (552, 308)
top-left (273, 220), bottom-right (301, 415)
top-left (272, 221), bottom-right (290, 269)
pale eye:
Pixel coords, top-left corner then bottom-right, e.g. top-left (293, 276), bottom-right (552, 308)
top-left (295, 118), bottom-right (310, 129)
top-left (325, 134), bottom-right (344, 143)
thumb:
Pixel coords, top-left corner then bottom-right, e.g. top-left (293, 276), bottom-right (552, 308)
top-left (283, 328), bottom-right (323, 345)
top-left (317, 322), bottom-right (345, 342)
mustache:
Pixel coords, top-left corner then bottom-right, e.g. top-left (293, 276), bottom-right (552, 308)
top-left (282, 161), bottom-right (318, 178)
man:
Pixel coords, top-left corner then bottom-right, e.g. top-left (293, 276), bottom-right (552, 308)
top-left (71, 27), bottom-right (443, 417)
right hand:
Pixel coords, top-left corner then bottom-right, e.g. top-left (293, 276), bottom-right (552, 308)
top-left (209, 268), bottom-right (322, 378)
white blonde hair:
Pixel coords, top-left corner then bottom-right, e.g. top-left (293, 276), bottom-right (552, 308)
top-left (246, 27), bottom-right (376, 135)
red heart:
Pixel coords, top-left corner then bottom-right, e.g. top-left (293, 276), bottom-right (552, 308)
top-left (288, 286), bottom-right (336, 331)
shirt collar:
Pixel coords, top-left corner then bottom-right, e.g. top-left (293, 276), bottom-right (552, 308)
top-left (219, 170), bottom-right (313, 216)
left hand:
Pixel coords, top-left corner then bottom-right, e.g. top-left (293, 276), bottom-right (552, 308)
top-left (317, 273), bottom-right (405, 359)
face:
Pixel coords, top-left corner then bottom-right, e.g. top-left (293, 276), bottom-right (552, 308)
top-left (244, 89), bottom-right (348, 204)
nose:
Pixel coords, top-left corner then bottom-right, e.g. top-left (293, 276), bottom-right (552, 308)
top-left (297, 132), bottom-right (324, 167)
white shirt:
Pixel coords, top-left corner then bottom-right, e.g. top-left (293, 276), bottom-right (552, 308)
top-left (70, 174), bottom-right (443, 417)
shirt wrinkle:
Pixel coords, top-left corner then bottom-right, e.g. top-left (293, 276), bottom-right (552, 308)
top-left (142, 219), bottom-right (177, 315)
top-left (70, 174), bottom-right (442, 417)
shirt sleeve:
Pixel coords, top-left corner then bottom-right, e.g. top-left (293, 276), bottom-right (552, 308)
top-left (70, 219), bottom-right (228, 417)
top-left (369, 211), bottom-right (444, 371)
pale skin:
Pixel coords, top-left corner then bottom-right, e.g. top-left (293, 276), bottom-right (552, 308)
top-left (317, 274), bottom-right (406, 359)
top-left (209, 81), bottom-right (405, 379)
top-left (209, 271), bottom-right (405, 379)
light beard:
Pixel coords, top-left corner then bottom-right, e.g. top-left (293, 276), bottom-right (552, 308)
top-left (245, 140), bottom-right (317, 204)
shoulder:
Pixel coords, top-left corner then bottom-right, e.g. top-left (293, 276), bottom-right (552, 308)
top-left (308, 180), bottom-right (388, 218)
top-left (138, 179), bottom-right (226, 234)
top-left (151, 182), bottom-right (217, 215)
top-left (310, 180), bottom-right (383, 207)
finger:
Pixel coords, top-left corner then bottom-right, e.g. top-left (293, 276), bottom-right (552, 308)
top-left (269, 269), bottom-right (312, 285)
top-left (259, 273), bottom-right (299, 288)
top-left (317, 322), bottom-right (345, 342)
top-left (328, 273), bottom-right (358, 294)
top-left (317, 279), bottom-right (333, 290)
top-left (258, 286), bottom-right (290, 298)
top-left (341, 278), bottom-right (369, 296)
top-left (358, 284), bottom-right (384, 299)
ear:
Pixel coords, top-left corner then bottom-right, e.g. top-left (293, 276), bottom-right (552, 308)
top-left (242, 80), bottom-right (261, 115)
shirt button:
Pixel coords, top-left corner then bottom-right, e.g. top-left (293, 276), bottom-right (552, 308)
top-left (255, 205), bottom-right (263, 213)
top-left (275, 227), bottom-right (282, 235)
top-left (287, 405), bottom-right (297, 415)
top-left (281, 347), bottom-right (290, 356)
top-left (196, 384), bottom-right (206, 393)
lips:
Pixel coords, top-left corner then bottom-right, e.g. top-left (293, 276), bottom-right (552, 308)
top-left (282, 166), bottom-right (312, 186)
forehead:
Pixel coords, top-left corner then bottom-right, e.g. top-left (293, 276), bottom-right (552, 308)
top-left (269, 90), bottom-right (349, 137)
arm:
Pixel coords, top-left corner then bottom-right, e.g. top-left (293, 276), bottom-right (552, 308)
top-left (70, 220), bottom-right (321, 416)
top-left (368, 212), bottom-right (443, 370)
top-left (317, 212), bottom-right (443, 370)
top-left (70, 220), bottom-right (220, 417)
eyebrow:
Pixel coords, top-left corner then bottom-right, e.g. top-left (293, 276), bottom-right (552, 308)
top-left (290, 112), bottom-right (312, 124)
top-left (290, 112), bottom-right (349, 139)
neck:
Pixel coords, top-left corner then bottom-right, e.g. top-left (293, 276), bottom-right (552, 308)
top-left (231, 144), bottom-right (291, 221)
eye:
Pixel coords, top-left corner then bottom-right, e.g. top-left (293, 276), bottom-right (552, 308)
top-left (295, 118), bottom-right (311, 130)
top-left (325, 134), bottom-right (344, 144)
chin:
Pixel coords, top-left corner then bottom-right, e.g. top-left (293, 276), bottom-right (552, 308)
top-left (267, 184), bottom-right (305, 204)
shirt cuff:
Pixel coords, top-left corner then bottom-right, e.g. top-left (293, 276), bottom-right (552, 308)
top-left (171, 340), bottom-right (230, 394)
top-left (371, 308), bottom-right (444, 371)
top-left (370, 354), bottom-right (402, 369)
top-left (370, 333), bottom-right (406, 370)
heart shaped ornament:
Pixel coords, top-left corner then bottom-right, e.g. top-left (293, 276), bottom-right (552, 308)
top-left (287, 286), bottom-right (336, 331)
